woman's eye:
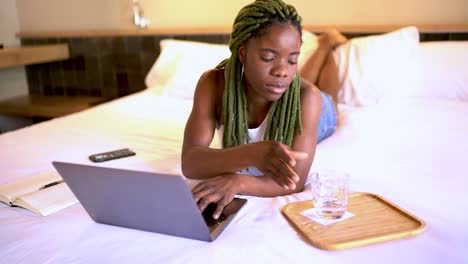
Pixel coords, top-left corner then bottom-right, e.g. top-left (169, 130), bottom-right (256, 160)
top-left (288, 60), bottom-right (298, 65)
top-left (261, 57), bottom-right (274, 62)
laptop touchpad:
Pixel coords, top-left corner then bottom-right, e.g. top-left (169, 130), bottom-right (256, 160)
top-left (202, 203), bottom-right (226, 227)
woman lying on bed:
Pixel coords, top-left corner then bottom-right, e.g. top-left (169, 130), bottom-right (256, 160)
top-left (182, 0), bottom-right (346, 219)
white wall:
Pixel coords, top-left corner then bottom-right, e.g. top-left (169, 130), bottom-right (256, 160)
top-left (16, 0), bottom-right (468, 32)
top-left (0, 0), bottom-right (31, 133)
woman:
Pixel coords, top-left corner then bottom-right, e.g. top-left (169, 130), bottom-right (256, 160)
top-left (181, 0), bottom-right (346, 219)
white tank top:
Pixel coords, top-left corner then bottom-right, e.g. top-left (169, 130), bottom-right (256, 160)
top-left (217, 117), bottom-right (268, 176)
top-left (217, 118), bottom-right (313, 186)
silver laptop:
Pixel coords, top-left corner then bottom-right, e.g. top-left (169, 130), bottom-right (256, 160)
top-left (52, 161), bottom-right (247, 242)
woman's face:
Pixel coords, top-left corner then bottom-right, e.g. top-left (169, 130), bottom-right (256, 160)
top-left (239, 22), bottom-right (301, 102)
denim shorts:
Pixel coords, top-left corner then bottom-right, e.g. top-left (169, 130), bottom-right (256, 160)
top-left (317, 92), bottom-right (337, 143)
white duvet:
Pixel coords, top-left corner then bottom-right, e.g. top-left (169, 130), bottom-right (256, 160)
top-left (1, 90), bottom-right (467, 263)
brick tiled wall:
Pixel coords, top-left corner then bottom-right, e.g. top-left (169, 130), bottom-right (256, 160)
top-left (21, 34), bottom-right (230, 99)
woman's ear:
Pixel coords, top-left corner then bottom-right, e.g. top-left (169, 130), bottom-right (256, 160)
top-left (238, 45), bottom-right (246, 64)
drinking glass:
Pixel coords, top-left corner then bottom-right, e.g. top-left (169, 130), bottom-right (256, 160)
top-left (312, 170), bottom-right (349, 219)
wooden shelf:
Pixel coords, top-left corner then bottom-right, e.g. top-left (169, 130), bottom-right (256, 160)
top-left (0, 95), bottom-right (106, 119)
top-left (15, 24), bottom-right (468, 38)
top-left (0, 44), bottom-right (69, 69)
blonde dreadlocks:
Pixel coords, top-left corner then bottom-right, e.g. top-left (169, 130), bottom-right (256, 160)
top-left (217, 0), bottom-right (303, 149)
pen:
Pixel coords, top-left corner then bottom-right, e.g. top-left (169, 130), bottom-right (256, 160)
top-left (39, 180), bottom-right (65, 190)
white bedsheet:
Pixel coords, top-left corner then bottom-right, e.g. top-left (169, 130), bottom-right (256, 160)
top-left (1, 90), bottom-right (467, 263)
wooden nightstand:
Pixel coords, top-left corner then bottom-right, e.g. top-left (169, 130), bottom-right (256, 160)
top-left (0, 44), bottom-right (69, 69)
top-left (0, 95), bottom-right (107, 119)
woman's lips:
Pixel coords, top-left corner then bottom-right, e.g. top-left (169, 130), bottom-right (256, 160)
top-left (266, 83), bottom-right (287, 94)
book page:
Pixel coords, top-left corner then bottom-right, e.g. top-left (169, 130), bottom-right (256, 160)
top-left (0, 171), bottom-right (62, 205)
top-left (13, 182), bottom-right (78, 216)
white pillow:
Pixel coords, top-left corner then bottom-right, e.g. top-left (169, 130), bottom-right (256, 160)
top-left (333, 26), bottom-right (420, 106)
top-left (393, 41), bottom-right (468, 102)
top-left (145, 30), bottom-right (316, 100)
top-left (145, 39), bottom-right (231, 98)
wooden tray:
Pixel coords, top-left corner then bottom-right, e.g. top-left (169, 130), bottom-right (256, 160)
top-left (281, 192), bottom-right (426, 250)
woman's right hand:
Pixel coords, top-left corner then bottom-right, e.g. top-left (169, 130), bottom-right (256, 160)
top-left (254, 141), bottom-right (308, 190)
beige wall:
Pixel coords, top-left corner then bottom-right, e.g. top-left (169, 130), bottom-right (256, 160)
top-left (16, 0), bottom-right (468, 32)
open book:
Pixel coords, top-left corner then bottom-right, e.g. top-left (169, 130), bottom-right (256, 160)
top-left (0, 171), bottom-right (78, 216)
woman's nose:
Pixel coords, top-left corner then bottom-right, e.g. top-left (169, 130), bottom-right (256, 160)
top-left (271, 62), bottom-right (288, 78)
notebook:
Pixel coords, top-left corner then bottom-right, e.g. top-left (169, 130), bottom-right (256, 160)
top-left (52, 161), bottom-right (247, 242)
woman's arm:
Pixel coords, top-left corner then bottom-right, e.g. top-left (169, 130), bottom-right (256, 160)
top-left (181, 70), bottom-right (262, 178)
top-left (191, 80), bottom-right (323, 218)
top-left (182, 70), bottom-right (308, 189)
top-left (192, 172), bottom-right (298, 219)
top-left (228, 80), bottom-right (323, 197)
top-left (287, 79), bottom-right (323, 189)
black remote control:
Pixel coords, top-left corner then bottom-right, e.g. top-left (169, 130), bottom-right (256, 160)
top-left (89, 148), bottom-right (136, 162)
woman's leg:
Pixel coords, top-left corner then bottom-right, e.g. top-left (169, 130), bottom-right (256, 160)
top-left (302, 29), bottom-right (347, 143)
top-left (300, 29), bottom-right (347, 104)
top-left (317, 52), bottom-right (340, 104)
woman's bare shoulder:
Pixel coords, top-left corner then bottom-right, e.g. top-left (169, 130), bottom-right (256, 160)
top-left (300, 78), bottom-right (322, 106)
top-left (196, 68), bottom-right (224, 97)
top-left (193, 69), bottom-right (224, 101)
top-left (298, 77), bottom-right (323, 131)
top-left (197, 68), bottom-right (225, 92)
top-left (193, 68), bottom-right (225, 124)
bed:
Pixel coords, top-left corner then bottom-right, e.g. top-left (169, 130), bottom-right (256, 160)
top-left (1, 26), bottom-right (468, 263)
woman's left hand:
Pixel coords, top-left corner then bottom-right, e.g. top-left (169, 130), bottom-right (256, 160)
top-left (192, 174), bottom-right (240, 219)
